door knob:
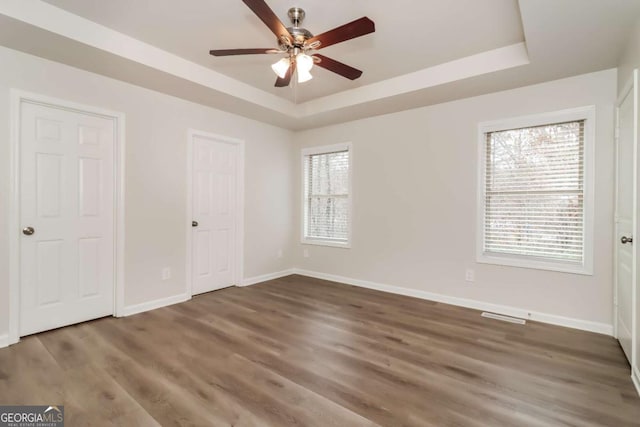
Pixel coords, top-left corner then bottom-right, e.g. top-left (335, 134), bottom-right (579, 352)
top-left (192, 221), bottom-right (198, 227)
top-left (22, 226), bottom-right (35, 236)
top-left (621, 236), bottom-right (633, 244)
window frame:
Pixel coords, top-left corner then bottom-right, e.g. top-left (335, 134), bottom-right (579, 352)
top-left (476, 106), bottom-right (595, 275)
top-left (301, 142), bottom-right (353, 248)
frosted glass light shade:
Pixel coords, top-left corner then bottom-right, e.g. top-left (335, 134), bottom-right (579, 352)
top-left (271, 58), bottom-right (290, 78)
top-left (297, 68), bottom-right (313, 83)
top-left (296, 53), bottom-right (314, 72)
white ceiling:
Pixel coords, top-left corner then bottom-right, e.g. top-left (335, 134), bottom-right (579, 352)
top-left (0, 0), bottom-right (638, 130)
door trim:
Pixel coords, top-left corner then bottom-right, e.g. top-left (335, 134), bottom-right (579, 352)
top-left (8, 90), bottom-right (126, 345)
top-left (186, 129), bottom-right (245, 296)
top-left (614, 69), bottom-right (638, 370)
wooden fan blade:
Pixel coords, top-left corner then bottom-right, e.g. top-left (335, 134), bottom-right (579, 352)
top-left (242, 0), bottom-right (292, 43)
top-left (209, 48), bottom-right (280, 56)
top-left (275, 63), bottom-right (295, 87)
top-left (307, 17), bottom-right (375, 50)
top-left (313, 54), bottom-right (363, 80)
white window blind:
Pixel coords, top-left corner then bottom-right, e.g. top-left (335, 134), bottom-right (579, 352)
top-left (483, 120), bottom-right (585, 264)
top-left (303, 146), bottom-right (350, 244)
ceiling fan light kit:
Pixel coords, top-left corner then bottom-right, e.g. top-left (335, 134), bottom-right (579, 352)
top-left (271, 50), bottom-right (314, 83)
top-left (209, 0), bottom-right (376, 88)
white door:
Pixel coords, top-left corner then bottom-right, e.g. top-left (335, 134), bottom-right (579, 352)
top-left (616, 75), bottom-right (637, 364)
top-left (191, 134), bottom-right (238, 295)
top-left (20, 101), bottom-right (115, 336)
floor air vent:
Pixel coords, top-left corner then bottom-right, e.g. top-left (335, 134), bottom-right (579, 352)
top-left (481, 312), bottom-right (526, 325)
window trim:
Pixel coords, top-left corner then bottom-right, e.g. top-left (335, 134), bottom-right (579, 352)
top-left (476, 106), bottom-right (596, 275)
top-left (301, 142), bottom-right (353, 248)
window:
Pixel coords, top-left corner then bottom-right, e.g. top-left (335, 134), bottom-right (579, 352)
top-left (302, 143), bottom-right (352, 247)
top-left (477, 107), bottom-right (594, 274)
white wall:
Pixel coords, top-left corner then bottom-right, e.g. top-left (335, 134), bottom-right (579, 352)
top-left (0, 45), bottom-right (620, 342)
top-left (293, 69), bottom-right (617, 329)
top-left (0, 46), bottom-right (295, 337)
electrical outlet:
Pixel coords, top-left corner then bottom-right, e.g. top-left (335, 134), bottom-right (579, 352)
top-left (162, 267), bottom-right (171, 281)
top-left (303, 248), bottom-right (310, 258)
top-left (465, 269), bottom-right (475, 282)
top-left (277, 249), bottom-right (283, 259)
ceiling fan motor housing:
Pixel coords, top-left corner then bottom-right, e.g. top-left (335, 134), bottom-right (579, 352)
top-left (288, 7), bottom-right (305, 26)
top-left (283, 7), bottom-right (313, 48)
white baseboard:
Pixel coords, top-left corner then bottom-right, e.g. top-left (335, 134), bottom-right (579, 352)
top-left (291, 269), bottom-right (614, 336)
top-left (240, 269), bottom-right (296, 287)
top-left (633, 366), bottom-right (640, 398)
top-left (0, 267), bottom-right (619, 344)
top-left (120, 293), bottom-right (191, 317)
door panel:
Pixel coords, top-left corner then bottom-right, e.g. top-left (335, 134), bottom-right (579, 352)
top-left (36, 154), bottom-right (63, 217)
top-left (191, 135), bottom-right (238, 295)
top-left (79, 157), bottom-right (101, 216)
top-left (215, 229), bottom-right (230, 273)
top-left (20, 101), bottom-right (115, 336)
top-left (36, 240), bottom-right (63, 305)
top-left (616, 81), bottom-right (636, 364)
top-left (78, 237), bottom-right (101, 297)
top-left (196, 229), bottom-right (211, 277)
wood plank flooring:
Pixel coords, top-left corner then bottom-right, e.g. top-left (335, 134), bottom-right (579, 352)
top-left (0, 274), bottom-right (638, 426)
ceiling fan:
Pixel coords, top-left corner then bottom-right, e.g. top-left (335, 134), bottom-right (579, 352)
top-left (209, 0), bottom-right (375, 87)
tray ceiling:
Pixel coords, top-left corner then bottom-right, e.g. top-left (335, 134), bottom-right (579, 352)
top-left (0, 0), bottom-right (639, 129)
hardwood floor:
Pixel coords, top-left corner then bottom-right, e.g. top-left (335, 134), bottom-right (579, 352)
top-left (0, 274), bottom-right (638, 426)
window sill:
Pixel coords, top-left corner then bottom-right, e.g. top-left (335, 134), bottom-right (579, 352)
top-left (302, 239), bottom-right (351, 249)
top-left (477, 252), bottom-right (592, 275)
